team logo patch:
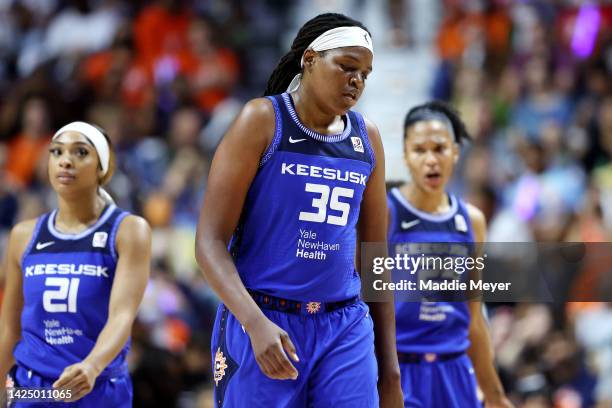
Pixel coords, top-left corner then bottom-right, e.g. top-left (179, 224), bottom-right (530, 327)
top-left (306, 301), bottom-right (321, 314)
top-left (454, 214), bottom-right (468, 233)
top-left (214, 347), bottom-right (228, 386)
top-left (351, 137), bottom-right (364, 153)
top-left (93, 232), bottom-right (108, 248)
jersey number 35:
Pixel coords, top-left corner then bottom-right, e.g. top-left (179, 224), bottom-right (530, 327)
top-left (299, 183), bottom-right (354, 227)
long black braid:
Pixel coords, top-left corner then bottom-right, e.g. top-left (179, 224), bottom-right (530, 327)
top-left (264, 13), bottom-right (369, 96)
top-left (403, 100), bottom-right (471, 145)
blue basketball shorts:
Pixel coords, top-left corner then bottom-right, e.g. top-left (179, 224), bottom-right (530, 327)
top-left (211, 301), bottom-right (379, 407)
top-left (6, 363), bottom-right (132, 407)
top-left (400, 353), bottom-right (480, 408)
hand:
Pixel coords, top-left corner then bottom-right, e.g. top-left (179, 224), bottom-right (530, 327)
top-left (485, 396), bottom-right (515, 408)
top-left (378, 368), bottom-right (403, 408)
top-left (247, 316), bottom-right (299, 380)
top-left (52, 361), bottom-right (100, 402)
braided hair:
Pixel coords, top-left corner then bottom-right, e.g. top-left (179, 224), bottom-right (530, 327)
top-left (403, 101), bottom-right (471, 145)
top-left (264, 13), bottom-right (369, 96)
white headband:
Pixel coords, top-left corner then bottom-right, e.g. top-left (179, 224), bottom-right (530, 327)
top-left (287, 26), bottom-right (374, 93)
top-left (53, 121), bottom-right (110, 176)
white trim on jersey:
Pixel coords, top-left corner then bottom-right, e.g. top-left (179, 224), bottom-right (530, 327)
top-left (282, 93), bottom-right (352, 143)
top-left (391, 188), bottom-right (458, 222)
top-left (47, 204), bottom-right (116, 240)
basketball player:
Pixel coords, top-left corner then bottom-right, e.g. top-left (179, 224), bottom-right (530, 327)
top-left (196, 13), bottom-right (403, 408)
top-left (0, 121), bottom-right (151, 406)
top-left (388, 102), bottom-right (513, 408)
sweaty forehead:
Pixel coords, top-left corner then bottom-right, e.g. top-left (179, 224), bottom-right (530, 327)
top-left (406, 120), bottom-right (453, 143)
top-left (52, 131), bottom-right (93, 146)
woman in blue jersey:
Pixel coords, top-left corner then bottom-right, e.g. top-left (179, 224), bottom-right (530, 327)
top-left (0, 121), bottom-right (151, 406)
top-left (196, 13), bottom-right (402, 408)
top-left (388, 101), bottom-right (513, 408)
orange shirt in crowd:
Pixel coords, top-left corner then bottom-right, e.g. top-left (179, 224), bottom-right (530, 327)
top-left (178, 48), bottom-right (239, 113)
top-left (486, 9), bottom-right (512, 52)
top-left (133, 5), bottom-right (192, 72)
top-left (82, 51), bottom-right (156, 108)
top-left (436, 13), bottom-right (485, 61)
top-left (5, 133), bottom-right (51, 187)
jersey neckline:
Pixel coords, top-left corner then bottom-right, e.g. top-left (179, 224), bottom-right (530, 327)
top-left (282, 93), bottom-right (352, 143)
top-left (391, 188), bottom-right (458, 222)
top-left (48, 204), bottom-right (116, 240)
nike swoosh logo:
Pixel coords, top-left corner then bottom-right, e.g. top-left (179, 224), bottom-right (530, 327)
top-left (401, 220), bottom-right (420, 230)
top-left (289, 136), bottom-right (307, 144)
top-left (36, 241), bottom-right (55, 250)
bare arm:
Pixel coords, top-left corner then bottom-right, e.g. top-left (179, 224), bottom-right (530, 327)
top-left (53, 216), bottom-right (151, 401)
top-left (360, 119), bottom-right (403, 407)
top-left (195, 98), bottom-right (298, 380)
top-left (466, 204), bottom-right (513, 408)
top-left (0, 220), bottom-right (36, 390)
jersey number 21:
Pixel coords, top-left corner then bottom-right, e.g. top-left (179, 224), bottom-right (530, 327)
top-left (43, 277), bottom-right (80, 313)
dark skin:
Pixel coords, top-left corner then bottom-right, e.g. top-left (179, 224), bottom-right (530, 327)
top-left (0, 132), bottom-right (151, 403)
top-left (398, 123), bottom-right (513, 408)
top-left (196, 45), bottom-right (403, 406)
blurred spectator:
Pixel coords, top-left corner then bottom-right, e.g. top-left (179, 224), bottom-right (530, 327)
top-left (386, 0), bottom-right (411, 47)
top-left (179, 17), bottom-right (239, 114)
top-left (574, 304), bottom-right (612, 407)
top-left (591, 97), bottom-right (612, 231)
top-left (435, 0), bottom-right (485, 63)
top-left (45, 0), bottom-right (122, 61)
top-left (133, 0), bottom-right (192, 81)
top-left (4, 96), bottom-right (52, 189)
top-left (504, 138), bottom-right (585, 241)
top-left (81, 24), bottom-right (155, 108)
top-left (0, 143), bottom-right (18, 232)
top-left (510, 56), bottom-right (572, 141)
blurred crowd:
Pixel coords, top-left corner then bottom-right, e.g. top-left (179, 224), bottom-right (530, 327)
top-left (0, 0), bottom-right (293, 406)
top-left (432, 1), bottom-right (612, 407)
top-left (0, 0), bottom-right (611, 407)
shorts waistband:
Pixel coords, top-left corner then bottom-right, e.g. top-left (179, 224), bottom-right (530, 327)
top-left (97, 363), bottom-right (129, 381)
top-left (397, 351), bottom-right (464, 364)
top-left (12, 362), bottom-right (128, 383)
top-left (248, 289), bottom-right (360, 315)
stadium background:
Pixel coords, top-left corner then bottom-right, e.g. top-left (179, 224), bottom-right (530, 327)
top-left (0, 0), bottom-right (611, 407)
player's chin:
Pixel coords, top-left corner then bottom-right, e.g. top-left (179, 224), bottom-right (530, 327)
top-left (331, 93), bottom-right (358, 112)
top-left (421, 178), bottom-right (445, 192)
top-left (51, 180), bottom-right (87, 196)
top-left (332, 101), bottom-right (354, 116)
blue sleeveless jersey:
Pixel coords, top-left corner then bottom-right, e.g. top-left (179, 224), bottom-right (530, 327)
top-left (14, 204), bottom-right (130, 379)
top-left (230, 93), bottom-right (375, 302)
top-left (388, 187), bottom-right (474, 354)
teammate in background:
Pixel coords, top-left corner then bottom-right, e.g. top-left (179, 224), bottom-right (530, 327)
top-left (388, 102), bottom-right (513, 408)
top-left (196, 13), bottom-right (402, 408)
top-left (0, 122), bottom-right (151, 406)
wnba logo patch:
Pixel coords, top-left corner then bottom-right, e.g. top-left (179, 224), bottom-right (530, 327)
top-left (454, 214), bottom-right (468, 233)
top-left (214, 347), bottom-right (228, 386)
top-left (92, 232), bottom-right (108, 248)
top-left (351, 137), bottom-right (364, 153)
